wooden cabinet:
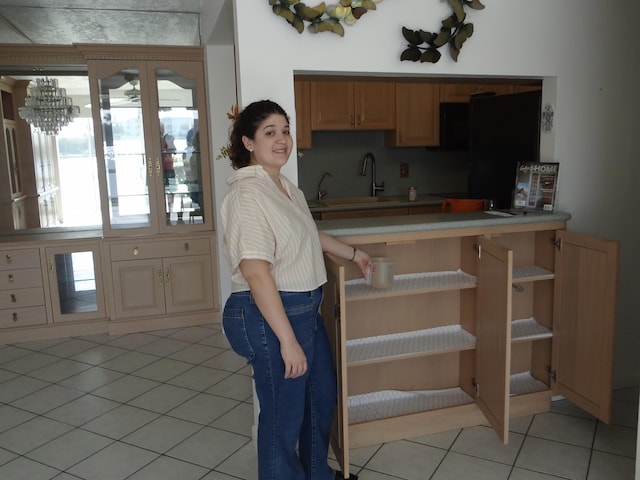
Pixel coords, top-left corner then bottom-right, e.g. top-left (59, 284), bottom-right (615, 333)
top-left (0, 248), bottom-right (47, 329)
top-left (294, 80), bottom-right (312, 149)
top-left (385, 82), bottom-right (440, 147)
top-left (440, 83), bottom-right (515, 103)
top-left (107, 233), bottom-right (218, 330)
top-left (322, 219), bottom-right (618, 478)
top-left (85, 48), bottom-right (212, 237)
top-left (310, 80), bottom-right (395, 131)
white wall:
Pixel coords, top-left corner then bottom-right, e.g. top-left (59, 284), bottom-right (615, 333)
top-left (207, 0), bottom-right (640, 387)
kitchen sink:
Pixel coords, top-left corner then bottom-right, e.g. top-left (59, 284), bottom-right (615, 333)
top-left (319, 196), bottom-right (398, 206)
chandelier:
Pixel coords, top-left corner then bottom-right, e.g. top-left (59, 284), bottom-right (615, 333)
top-left (18, 77), bottom-right (80, 135)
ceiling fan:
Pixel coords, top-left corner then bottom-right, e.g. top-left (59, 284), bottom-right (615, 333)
top-left (124, 76), bottom-right (141, 103)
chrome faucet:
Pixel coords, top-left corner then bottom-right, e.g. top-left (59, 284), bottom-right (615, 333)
top-left (360, 152), bottom-right (384, 196)
top-left (317, 171), bottom-right (332, 200)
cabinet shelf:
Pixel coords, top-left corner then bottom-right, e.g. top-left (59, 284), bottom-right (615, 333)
top-left (346, 325), bottom-right (475, 366)
top-left (511, 317), bottom-right (552, 342)
top-left (513, 265), bottom-right (554, 282)
top-left (348, 387), bottom-right (474, 425)
top-left (510, 371), bottom-right (548, 396)
top-left (344, 270), bottom-right (476, 301)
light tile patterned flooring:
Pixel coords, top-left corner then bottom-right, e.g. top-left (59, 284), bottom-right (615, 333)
top-left (0, 323), bottom-right (636, 480)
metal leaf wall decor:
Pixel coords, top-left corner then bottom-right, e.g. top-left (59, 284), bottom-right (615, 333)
top-left (269, 0), bottom-right (383, 37)
top-left (401, 0), bottom-right (485, 63)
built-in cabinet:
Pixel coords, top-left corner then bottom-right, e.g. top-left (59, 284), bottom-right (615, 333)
top-left (0, 45), bottom-right (220, 344)
top-left (294, 77), bottom-right (542, 150)
top-left (294, 79), bottom-right (312, 149)
top-left (385, 82), bottom-right (440, 147)
top-left (107, 233), bottom-right (217, 331)
top-left (84, 48), bottom-right (212, 237)
top-left (321, 218), bottom-right (617, 478)
top-left (310, 80), bottom-right (395, 131)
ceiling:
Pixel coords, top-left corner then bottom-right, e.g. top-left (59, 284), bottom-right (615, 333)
top-left (0, 0), bottom-right (207, 46)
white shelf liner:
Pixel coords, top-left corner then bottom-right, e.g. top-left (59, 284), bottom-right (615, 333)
top-left (346, 325), bottom-right (476, 365)
top-left (348, 387), bottom-right (474, 425)
top-left (344, 269), bottom-right (476, 299)
top-left (513, 265), bottom-right (554, 281)
top-left (510, 371), bottom-right (549, 396)
top-left (512, 317), bottom-right (552, 341)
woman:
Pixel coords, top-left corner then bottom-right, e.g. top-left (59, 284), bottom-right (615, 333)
top-left (220, 100), bottom-right (369, 480)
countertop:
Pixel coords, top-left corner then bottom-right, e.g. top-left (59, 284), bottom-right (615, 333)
top-left (307, 194), bottom-right (443, 213)
top-left (316, 209), bottom-right (572, 238)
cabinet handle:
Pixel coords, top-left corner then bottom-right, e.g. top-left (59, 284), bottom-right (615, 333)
top-left (7, 274), bottom-right (14, 282)
top-left (356, 114), bottom-right (361, 126)
top-left (184, 242), bottom-right (189, 251)
top-left (350, 115), bottom-right (354, 127)
top-left (165, 271), bottom-right (171, 283)
top-left (156, 159), bottom-right (161, 176)
top-left (10, 293), bottom-right (17, 303)
top-left (48, 258), bottom-right (54, 276)
top-left (157, 269), bottom-right (163, 286)
top-left (133, 247), bottom-right (139, 256)
top-left (5, 254), bottom-right (11, 264)
top-left (12, 312), bottom-right (18, 322)
top-left (147, 158), bottom-right (153, 177)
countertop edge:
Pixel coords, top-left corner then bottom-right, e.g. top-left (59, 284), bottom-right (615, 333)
top-left (316, 210), bottom-right (572, 238)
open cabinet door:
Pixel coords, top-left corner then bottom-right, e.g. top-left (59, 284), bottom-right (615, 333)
top-left (321, 253), bottom-right (350, 478)
top-left (552, 230), bottom-right (619, 423)
top-left (476, 237), bottom-right (513, 443)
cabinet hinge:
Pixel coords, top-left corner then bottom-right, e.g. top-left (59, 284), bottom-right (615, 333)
top-left (552, 238), bottom-right (562, 250)
top-left (471, 378), bottom-right (479, 397)
top-left (547, 367), bottom-right (557, 382)
top-left (473, 243), bottom-right (481, 259)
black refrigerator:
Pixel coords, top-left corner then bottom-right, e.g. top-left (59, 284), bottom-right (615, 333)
top-left (467, 90), bottom-right (542, 209)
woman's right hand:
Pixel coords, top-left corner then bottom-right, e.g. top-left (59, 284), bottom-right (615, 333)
top-left (280, 340), bottom-right (307, 378)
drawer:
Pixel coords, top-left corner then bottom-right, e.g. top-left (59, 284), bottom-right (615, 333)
top-left (110, 238), bottom-right (210, 261)
top-left (0, 249), bottom-right (41, 270)
top-left (0, 268), bottom-right (43, 290)
top-left (0, 306), bottom-right (47, 329)
top-left (0, 287), bottom-right (45, 309)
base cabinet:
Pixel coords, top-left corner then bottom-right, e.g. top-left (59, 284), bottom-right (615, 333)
top-left (107, 233), bottom-right (218, 329)
top-left (322, 222), bottom-right (618, 478)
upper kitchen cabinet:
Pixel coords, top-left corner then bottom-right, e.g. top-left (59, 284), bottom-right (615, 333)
top-left (385, 82), bottom-right (440, 147)
top-left (85, 47), bottom-right (212, 237)
top-left (294, 79), bottom-right (312, 149)
top-left (440, 83), bottom-right (515, 103)
top-left (310, 79), bottom-right (395, 131)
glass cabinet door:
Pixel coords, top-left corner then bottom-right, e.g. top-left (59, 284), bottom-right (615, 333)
top-left (46, 245), bottom-right (106, 323)
top-left (95, 65), bottom-right (152, 232)
top-left (90, 59), bottom-right (211, 236)
top-left (153, 63), bottom-right (210, 231)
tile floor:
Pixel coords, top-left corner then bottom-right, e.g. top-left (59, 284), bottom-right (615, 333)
top-left (0, 323), bottom-right (636, 480)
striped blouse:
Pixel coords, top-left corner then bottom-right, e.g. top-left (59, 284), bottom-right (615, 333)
top-left (220, 165), bottom-right (327, 293)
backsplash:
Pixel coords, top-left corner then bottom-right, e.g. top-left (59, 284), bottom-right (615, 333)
top-left (297, 130), bottom-right (469, 201)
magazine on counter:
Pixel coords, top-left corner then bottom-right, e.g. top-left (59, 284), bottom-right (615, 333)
top-left (512, 162), bottom-right (559, 211)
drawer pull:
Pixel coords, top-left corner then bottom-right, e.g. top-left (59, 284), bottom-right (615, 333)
top-left (133, 247), bottom-right (139, 256)
top-left (12, 312), bottom-right (18, 322)
top-left (11, 293), bottom-right (17, 303)
top-left (8, 274), bottom-right (14, 282)
top-left (5, 254), bottom-right (11, 264)
top-left (184, 242), bottom-right (189, 251)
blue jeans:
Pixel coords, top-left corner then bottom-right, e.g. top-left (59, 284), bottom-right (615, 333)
top-left (223, 287), bottom-right (337, 480)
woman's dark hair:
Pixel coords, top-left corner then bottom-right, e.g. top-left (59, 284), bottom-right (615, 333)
top-left (228, 100), bottom-right (290, 169)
